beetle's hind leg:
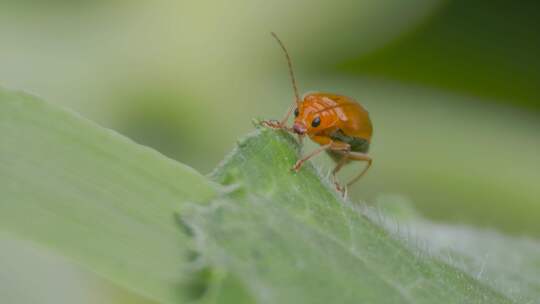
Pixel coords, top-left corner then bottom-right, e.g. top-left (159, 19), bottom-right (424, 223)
top-left (328, 145), bottom-right (351, 195)
top-left (331, 151), bottom-right (372, 195)
top-left (346, 152), bottom-right (372, 186)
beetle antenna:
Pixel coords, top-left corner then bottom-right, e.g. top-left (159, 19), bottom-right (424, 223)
top-left (271, 32), bottom-right (300, 105)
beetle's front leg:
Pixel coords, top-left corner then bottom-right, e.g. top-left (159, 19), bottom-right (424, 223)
top-left (291, 140), bottom-right (349, 172)
top-left (261, 119), bottom-right (286, 129)
top-left (261, 120), bottom-right (294, 134)
top-left (292, 143), bottom-right (332, 172)
top-left (261, 102), bottom-right (296, 131)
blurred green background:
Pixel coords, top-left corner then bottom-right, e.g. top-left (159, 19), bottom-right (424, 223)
top-left (1, 0), bottom-right (539, 302)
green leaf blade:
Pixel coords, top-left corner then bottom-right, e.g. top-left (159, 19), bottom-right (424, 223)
top-left (371, 196), bottom-right (540, 304)
top-left (185, 127), bottom-right (512, 304)
top-left (2, 89), bottom-right (533, 303)
top-left (0, 89), bottom-right (216, 303)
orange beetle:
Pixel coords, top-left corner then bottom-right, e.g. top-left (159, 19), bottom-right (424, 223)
top-left (263, 33), bottom-right (373, 193)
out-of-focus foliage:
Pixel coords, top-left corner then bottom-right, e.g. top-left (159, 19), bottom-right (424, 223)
top-left (344, 0), bottom-right (540, 109)
top-left (0, 235), bottom-right (152, 304)
top-left (0, 89), bottom-right (215, 303)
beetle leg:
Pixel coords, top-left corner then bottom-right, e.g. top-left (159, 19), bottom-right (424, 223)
top-left (261, 102), bottom-right (296, 130)
top-left (329, 144), bottom-right (352, 194)
top-left (333, 151), bottom-right (372, 188)
top-left (331, 154), bottom-right (349, 194)
top-left (292, 143), bottom-right (332, 172)
top-left (297, 134), bottom-right (305, 153)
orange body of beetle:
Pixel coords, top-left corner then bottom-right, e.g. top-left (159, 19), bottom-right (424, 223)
top-left (263, 33), bottom-right (373, 193)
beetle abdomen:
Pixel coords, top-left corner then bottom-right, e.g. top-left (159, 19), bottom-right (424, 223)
top-left (329, 129), bottom-right (370, 153)
top-left (326, 129), bottom-right (369, 163)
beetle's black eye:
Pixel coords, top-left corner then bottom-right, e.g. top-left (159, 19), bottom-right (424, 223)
top-left (311, 117), bottom-right (321, 127)
top-left (294, 107), bottom-right (299, 117)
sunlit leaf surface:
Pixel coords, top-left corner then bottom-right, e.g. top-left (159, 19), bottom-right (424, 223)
top-left (0, 89), bottom-right (216, 303)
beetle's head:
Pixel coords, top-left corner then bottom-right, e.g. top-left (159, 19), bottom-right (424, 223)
top-left (292, 94), bottom-right (335, 136)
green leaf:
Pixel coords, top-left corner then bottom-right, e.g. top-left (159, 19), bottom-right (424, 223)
top-left (372, 196), bottom-right (540, 304)
top-left (0, 89), bottom-right (216, 303)
top-left (2, 88), bottom-right (534, 304)
top-left (0, 233), bottom-right (153, 304)
top-left (181, 127), bottom-right (513, 304)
